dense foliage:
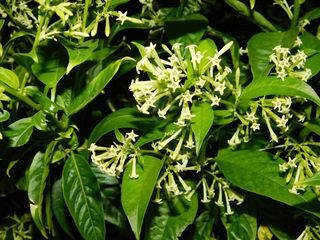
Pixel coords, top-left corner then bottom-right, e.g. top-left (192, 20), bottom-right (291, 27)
top-left (1, 0), bottom-right (320, 239)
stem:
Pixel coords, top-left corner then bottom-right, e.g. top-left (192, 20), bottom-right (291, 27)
top-left (0, 83), bottom-right (41, 110)
top-left (291, 0), bottom-right (301, 29)
top-left (82, 0), bottom-right (92, 33)
top-left (224, 0), bottom-right (277, 32)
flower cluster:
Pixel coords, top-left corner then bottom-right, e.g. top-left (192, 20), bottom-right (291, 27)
top-left (297, 225), bottom-right (320, 240)
top-left (0, 213), bottom-right (32, 240)
top-left (269, 43), bottom-right (311, 81)
top-left (89, 130), bottom-right (140, 179)
top-left (128, 40), bottom-right (245, 212)
top-left (278, 140), bottom-right (320, 195)
top-left (231, 96), bottom-right (305, 146)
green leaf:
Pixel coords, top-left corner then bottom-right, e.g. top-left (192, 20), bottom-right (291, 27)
top-left (67, 58), bottom-right (125, 115)
top-left (191, 101), bottom-right (214, 155)
top-left (222, 199), bottom-right (257, 240)
top-left (305, 53), bottom-right (320, 78)
top-left (247, 30), bottom-right (298, 81)
top-left (62, 153), bottom-right (105, 240)
top-left (144, 194), bottom-right (198, 240)
top-left (301, 7), bottom-right (320, 21)
top-left (240, 76), bottom-right (320, 106)
top-left (0, 109), bottom-right (10, 122)
top-left (32, 111), bottom-right (47, 131)
top-left (296, 173), bottom-right (320, 186)
top-left (88, 107), bottom-right (158, 144)
top-left (0, 67), bottom-right (20, 89)
top-left (28, 151), bottom-right (50, 238)
top-left (193, 211), bottom-right (215, 240)
top-left (60, 38), bottom-right (99, 74)
top-left (121, 155), bottom-right (164, 240)
top-left (215, 149), bottom-right (320, 218)
top-left (52, 179), bottom-right (76, 239)
top-left (31, 41), bottom-right (68, 88)
top-left (197, 38), bottom-right (218, 73)
top-left (4, 117), bottom-right (34, 147)
top-left (164, 14), bottom-right (208, 46)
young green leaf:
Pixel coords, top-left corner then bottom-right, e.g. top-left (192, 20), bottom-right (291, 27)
top-left (62, 153), bottom-right (105, 240)
top-left (197, 38), bottom-right (218, 73)
top-left (121, 155), bottom-right (164, 240)
top-left (59, 38), bottom-right (99, 74)
top-left (240, 76), bottom-right (320, 106)
top-left (191, 101), bottom-right (214, 155)
top-left (215, 149), bottom-right (320, 218)
top-left (144, 193), bottom-right (198, 240)
top-left (0, 67), bottom-right (20, 89)
top-left (67, 58), bottom-right (128, 115)
top-left (4, 117), bottom-right (34, 147)
top-left (247, 30), bottom-right (298, 81)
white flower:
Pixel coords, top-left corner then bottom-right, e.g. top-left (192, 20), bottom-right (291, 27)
top-left (125, 130), bottom-right (139, 142)
top-left (116, 11), bottom-right (128, 25)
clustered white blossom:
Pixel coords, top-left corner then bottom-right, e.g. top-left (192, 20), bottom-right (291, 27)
top-left (269, 41), bottom-right (312, 81)
top-left (89, 130), bottom-right (140, 179)
top-left (127, 40), bottom-right (245, 213)
top-left (297, 225), bottom-right (320, 240)
top-left (278, 140), bottom-right (320, 195)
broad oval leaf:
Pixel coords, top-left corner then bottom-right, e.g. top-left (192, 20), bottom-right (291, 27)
top-left (0, 67), bottom-right (20, 89)
top-left (67, 58), bottom-right (126, 115)
top-left (62, 153), bottom-right (105, 240)
top-left (215, 149), bottom-right (320, 218)
top-left (121, 155), bottom-right (164, 240)
top-left (144, 194), bottom-right (198, 240)
top-left (191, 101), bottom-right (214, 155)
top-left (88, 107), bottom-right (160, 145)
top-left (164, 14), bottom-right (208, 46)
top-left (240, 76), bottom-right (320, 106)
top-left (4, 117), bottom-right (34, 147)
top-left (247, 30), bottom-right (298, 81)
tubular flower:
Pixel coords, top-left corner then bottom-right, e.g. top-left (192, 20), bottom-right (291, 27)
top-left (89, 130), bottom-right (140, 178)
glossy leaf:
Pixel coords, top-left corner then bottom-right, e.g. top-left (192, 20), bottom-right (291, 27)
top-left (222, 199), bottom-right (257, 240)
top-left (197, 38), bottom-right (218, 73)
top-left (0, 67), bottom-right (20, 89)
top-left (52, 179), bottom-right (76, 239)
top-left (215, 149), bottom-right (320, 218)
top-left (88, 107), bottom-right (158, 144)
top-left (4, 117), bottom-right (34, 147)
top-left (62, 153), bottom-right (105, 240)
top-left (144, 193), bottom-right (198, 240)
top-left (193, 211), bottom-right (215, 240)
top-left (247, 30), bottom-right (298, 81)
top-left (28, 152), bottom-right (50, 238)
top-left (164, 14), bottom-right (208, 46)
top-left (0, 109), bottom-right (10, 122)
top-left (121, 155), bottom-right (164, 240)
top-left (240, 76), bottom-right (320, 106)
top-left (31, 42), bottom-right (68, 88)
top-left (60, 38), bottom-right (99, 74)
top-left (296, 173), bottom-right (320, 186)
top-left (191, 101), bottom-right (214, 155)
top-left (67, 58), bottom-right (125, 115)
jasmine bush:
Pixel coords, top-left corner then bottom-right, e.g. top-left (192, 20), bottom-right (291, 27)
top-left (1, 0), bottom-right (320, 239)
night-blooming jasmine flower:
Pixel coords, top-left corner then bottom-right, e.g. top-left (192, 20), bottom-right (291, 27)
top-left (116, 11), bottom-right (128, 25)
